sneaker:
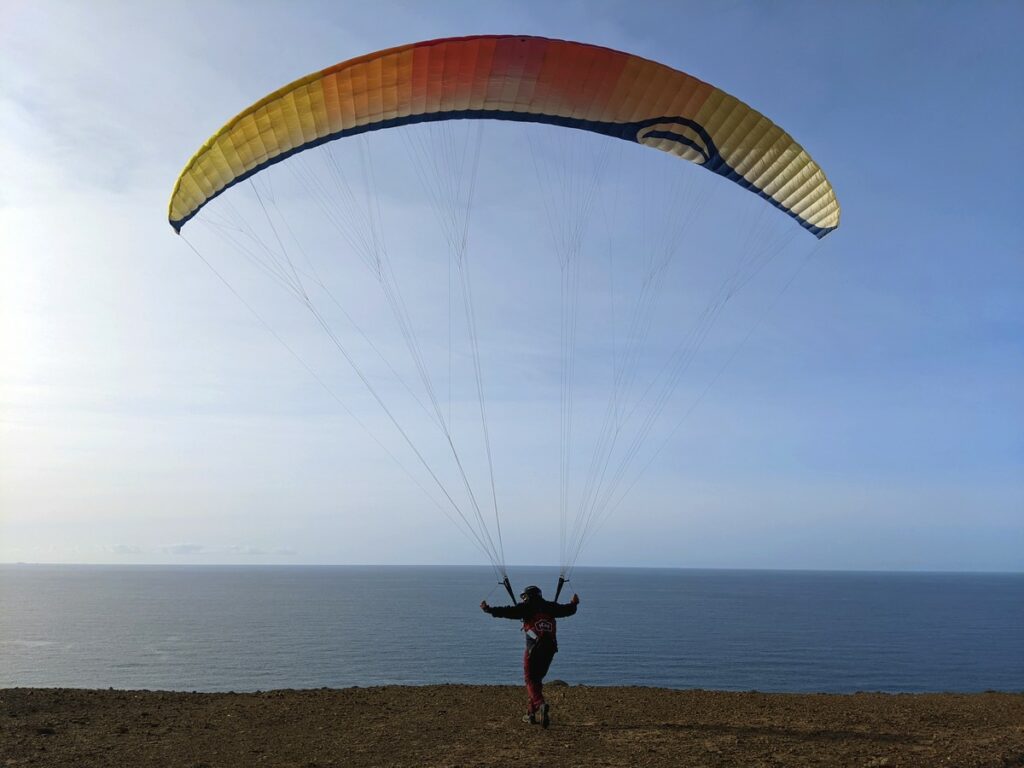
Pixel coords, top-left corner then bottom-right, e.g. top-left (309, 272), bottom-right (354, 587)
top-left (522, 712), bottom-right (537, 725)
top-left (539, 702), bottom-right (550, 729)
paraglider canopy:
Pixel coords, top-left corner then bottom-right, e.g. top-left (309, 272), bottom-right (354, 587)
top-left (169, 35), bottom-right (839, 237)
top-left (168, 35), bottom-right (840, 594)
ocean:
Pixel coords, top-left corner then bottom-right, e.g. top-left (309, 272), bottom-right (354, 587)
top-left (1, 565), bottom-right (1021, 693)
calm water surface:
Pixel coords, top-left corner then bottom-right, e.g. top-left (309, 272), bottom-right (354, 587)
top-left (1, 565), bottom-right (1021, 693)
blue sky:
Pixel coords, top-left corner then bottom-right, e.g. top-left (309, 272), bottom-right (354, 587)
top-left (1, 0), bottom-right (1021, 572)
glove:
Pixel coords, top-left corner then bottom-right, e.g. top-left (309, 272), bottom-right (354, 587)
top-left (571, 593), bottom-right (580, 605)
top-left (480, 600), bottom-right (492, 614)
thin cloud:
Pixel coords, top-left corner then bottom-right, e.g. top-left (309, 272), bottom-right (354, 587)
top-left (109, 544), bottom-right (142, 555)
top-left (163, 544), bottom-right (206, 556)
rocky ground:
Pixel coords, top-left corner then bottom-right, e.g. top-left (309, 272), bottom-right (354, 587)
top-left (2, 685), bottom-right (1023, 767)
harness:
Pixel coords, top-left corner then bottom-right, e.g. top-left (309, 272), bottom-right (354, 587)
top-left (524, 613), bottom-right (557, 654)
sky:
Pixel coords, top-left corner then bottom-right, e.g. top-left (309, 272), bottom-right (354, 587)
top-left (1, 0), bottom-right (1022, 572)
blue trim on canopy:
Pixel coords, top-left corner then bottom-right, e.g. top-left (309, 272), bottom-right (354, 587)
top-left (171, 110), bottom-right (833, 239)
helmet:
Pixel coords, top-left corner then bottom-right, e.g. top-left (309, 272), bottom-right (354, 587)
top-left (520, 585), bottom-right (542, 600)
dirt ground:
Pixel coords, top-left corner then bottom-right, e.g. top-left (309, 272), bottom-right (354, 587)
top-left (2, 685), bottom-right (1022, 768)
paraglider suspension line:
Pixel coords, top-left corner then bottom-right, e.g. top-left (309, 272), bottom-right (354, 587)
top-left (502, 576), bottom-right (517, 603)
